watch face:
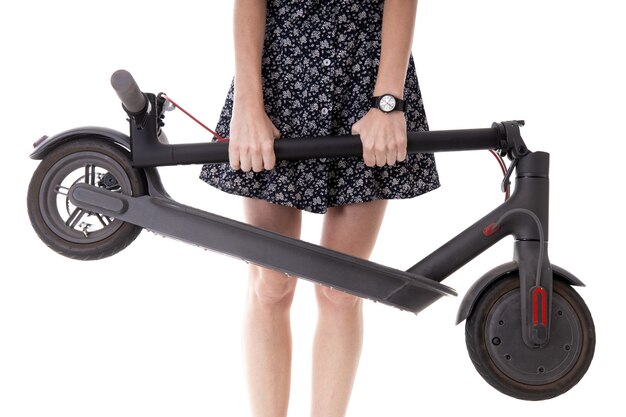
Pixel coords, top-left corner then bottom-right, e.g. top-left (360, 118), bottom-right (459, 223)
top-left (379, 94), bottom-right (396, 112)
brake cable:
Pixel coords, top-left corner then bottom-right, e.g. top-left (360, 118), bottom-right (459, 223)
top-left (489, 149), bottom-right (510, 201)
top-left (161, 94), bottom-right (229, 143)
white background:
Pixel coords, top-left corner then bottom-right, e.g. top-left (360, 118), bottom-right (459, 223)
top-left (1, 1), bottom-right (625, 416)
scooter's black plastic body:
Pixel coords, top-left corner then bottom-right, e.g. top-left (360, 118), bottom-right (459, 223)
top-left (35, 90), bottom-right (559, 345)
top-left (27, 71), bottom-right (595, 400)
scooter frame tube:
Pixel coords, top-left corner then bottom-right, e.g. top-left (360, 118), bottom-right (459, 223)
top-left (129, 94), bottom-right (505, 167)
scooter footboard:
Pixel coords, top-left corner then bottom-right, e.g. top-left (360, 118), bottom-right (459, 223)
top-left (68, 183), bottom-right (457, 312)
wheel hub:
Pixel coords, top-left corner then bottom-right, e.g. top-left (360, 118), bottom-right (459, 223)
top-left (485, 290), bottom-right (582, 385)
top-left (40, 151), bottom-right (131, 244)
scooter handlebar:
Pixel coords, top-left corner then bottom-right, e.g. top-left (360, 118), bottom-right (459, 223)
top-left (110, 69), bottom-right (147, 114)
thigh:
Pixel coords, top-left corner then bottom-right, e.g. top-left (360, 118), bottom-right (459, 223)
top-left (243, 197), bottom-right (303, 303)
top-left (243, 197), bottom-right (303, 238)
top-left (320, 199), bottom-right (388, 259)
top-left (316, 199), bottom-right (388, 303)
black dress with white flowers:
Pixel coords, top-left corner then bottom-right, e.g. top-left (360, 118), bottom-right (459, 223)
top-left (199, 0), bottom-right (440, 214)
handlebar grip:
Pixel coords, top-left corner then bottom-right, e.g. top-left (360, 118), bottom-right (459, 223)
top-left (110, 69), bottom-right (147, 114)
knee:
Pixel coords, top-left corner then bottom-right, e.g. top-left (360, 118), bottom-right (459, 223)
top-left (249, 266), bottom-right (297, 307)
top-left (316, 285), bottom-right (362, 310)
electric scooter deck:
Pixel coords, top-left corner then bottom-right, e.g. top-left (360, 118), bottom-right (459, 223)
top-left (69, 176), bottom-right (456, 313)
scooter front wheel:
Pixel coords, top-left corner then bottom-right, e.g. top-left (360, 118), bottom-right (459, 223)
top-left (465, 274), bottom-right (595, 400)
top-left (27, 138), bottom-right (147, 260)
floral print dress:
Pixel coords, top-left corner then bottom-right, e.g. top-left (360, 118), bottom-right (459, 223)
top-left (199, 0), bottom-right (441, 214)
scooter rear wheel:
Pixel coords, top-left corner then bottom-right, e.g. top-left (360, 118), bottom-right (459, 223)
top-left (465, 274), bottom-right (595, 400)
top-left (27, 138), bottom-right (147, 260)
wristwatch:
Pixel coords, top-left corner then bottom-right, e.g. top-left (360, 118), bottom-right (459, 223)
top-left (370, 93), bottom-right (406, 113)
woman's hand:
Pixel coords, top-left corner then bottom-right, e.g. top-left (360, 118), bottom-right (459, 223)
top-left (352, 0), bottom-right (417, 168)
top-left (351, 109), bottom-right (408, 167)
top-left (228, 99), bottom-right (281, 172)
top-left (229, 0), bottom-right (280, 172)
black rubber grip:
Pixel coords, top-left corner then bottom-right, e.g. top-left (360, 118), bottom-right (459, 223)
top-left (110, 69), bottom-right (147, 114)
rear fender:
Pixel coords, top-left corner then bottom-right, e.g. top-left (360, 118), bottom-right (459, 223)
top-left (29, 126), bottom-right (131, 160)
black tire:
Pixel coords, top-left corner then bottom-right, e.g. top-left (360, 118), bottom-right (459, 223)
top-left (27, 138), bottom-right (147, 260)
top-left (465, 274), bottom-right (595, 400)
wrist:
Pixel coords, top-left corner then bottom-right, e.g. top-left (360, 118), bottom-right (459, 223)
top-left (234, 72), bottom-right (265, 108)
top-left (233, 91), bottom-right (265, 113)
top-left (371, 93), bottom-right (406, 113)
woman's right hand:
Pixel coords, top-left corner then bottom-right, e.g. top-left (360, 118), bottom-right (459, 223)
top-left (228, 99), bottom-right (281, 172)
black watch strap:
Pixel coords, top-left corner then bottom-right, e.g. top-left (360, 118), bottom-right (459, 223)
top-left (370, 95), bottom-right (406, 112)
top-left (396, 98), bottom-right (406, 112)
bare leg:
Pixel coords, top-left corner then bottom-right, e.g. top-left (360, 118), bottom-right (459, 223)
top-left (311, 199), bottom-right (389, 417)
top-left (242, 197), bottom-right (303, 417)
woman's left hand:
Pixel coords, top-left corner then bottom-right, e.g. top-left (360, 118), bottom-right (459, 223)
top-left (351, 109), bottom-right (408, 167)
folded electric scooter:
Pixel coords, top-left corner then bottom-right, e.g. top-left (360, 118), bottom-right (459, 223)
top-left (26, 70), bottom-right (595, 400)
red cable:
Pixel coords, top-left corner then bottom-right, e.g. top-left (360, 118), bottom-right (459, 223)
top-left (488, 149), bottom-right (510, 201)
top-left (161, 94), bottom-right (229, 142)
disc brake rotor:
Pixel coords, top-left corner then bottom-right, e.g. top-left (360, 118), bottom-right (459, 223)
top-left (62, 168), bottom-right (120, 236)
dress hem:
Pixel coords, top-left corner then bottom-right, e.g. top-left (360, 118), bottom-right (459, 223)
top-left (198, 174), bottom-right (442, 215)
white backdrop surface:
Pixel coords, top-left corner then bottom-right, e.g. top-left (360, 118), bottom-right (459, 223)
top-left (1, 1), bottom-right (624, 416)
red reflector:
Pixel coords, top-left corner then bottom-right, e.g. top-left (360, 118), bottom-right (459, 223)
top-left (482, 223), bottom-right (500, 236)
top-left (532, 286), bottom-right (548, 326)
